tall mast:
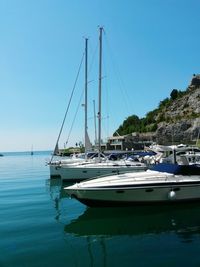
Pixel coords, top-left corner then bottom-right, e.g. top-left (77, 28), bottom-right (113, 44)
top-left (84, 38), bottom-right (88, 159)
top-left (98, 27), bottom-right (103, 158)
top-left (93, 99), bottom-right (97, 145)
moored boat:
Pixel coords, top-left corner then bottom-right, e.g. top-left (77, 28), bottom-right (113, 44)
top-left (64, 163), bottom-right (200, 207)
top-left (50, 27), bottom-right (149, 181)
top-left (59, 159), bottom-right (147, 181)
top-left (49, 153), bottom-right (86, 178)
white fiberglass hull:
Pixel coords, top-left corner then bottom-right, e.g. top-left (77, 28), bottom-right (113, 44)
top-left (49, 164), bottom-right (63, 177)
top-left (65, 170), bottom-right (200, 207)
top-left (49, 158), bottom-right (86, 177)
top-left (59, 161), bottom-right (147, 181)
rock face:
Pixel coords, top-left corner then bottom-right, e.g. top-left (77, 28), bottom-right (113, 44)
top-left (154, 75), bottom-right (200, 145)
top-left (155, 118), bottom-right (200, 144)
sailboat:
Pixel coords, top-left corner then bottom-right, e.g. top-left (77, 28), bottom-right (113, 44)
top-left (31, 145), bottom-right (34, 156)
top-left (57, 27), bottom-right (147, 182)
top-left (49, 38), bottom-right (94, 177)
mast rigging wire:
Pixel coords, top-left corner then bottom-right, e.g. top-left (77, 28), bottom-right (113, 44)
top-left (65, 87), bottom-right (84, 147)
top-left (50, 53), bottom-right (85, 163)
top-left (104, 33), bottom-right (132, 116)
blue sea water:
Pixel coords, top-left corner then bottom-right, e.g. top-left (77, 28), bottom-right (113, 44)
top-left (1, 151), bottom-right (200, 267)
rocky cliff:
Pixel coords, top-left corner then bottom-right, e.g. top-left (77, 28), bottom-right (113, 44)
top-left (153, 74), bottom-right (200, 145)
top-left (115, 74), bottom-right (200, 146)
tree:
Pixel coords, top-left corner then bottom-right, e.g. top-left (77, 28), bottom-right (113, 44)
top-left (114, 115), bottom-right (141, 135)
top-left (159, 97), bottom-right (170, 108)
top-left (170, 89), bottom-right (179, 100)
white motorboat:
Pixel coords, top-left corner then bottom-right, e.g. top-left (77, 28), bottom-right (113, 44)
top-left (147, 144), bottom-right (200, 165)
top-left (160, 146), bottom-right (200, 165)
top-left (65, 163), bottom-right (200, 207)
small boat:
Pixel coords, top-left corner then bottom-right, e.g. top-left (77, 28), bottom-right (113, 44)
top-left (64, 163), bottom-right (200, 207)
top-left (30, 145), bottom-right (34, 156)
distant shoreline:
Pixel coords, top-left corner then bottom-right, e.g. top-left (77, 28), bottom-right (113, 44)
top-left (1, 150), bottom-right (53, 156)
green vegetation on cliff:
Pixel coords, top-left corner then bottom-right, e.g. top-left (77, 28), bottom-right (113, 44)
top-left (114, 84), bottom-right (200, 136)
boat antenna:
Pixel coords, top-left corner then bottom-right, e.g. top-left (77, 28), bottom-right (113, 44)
top-left (50, 53), bottom-right (85, 163)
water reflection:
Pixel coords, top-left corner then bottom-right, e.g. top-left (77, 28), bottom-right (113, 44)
top-left (46, 178), bottom-right (81, 222)
top-left (64, 204), bottom-right (200, 241)
top-left (47, 178), bottom-right (200, 242)
top-left (47, 178), bottom-right (73, 201)
top-left (47, 178), bottom-right (200, 266)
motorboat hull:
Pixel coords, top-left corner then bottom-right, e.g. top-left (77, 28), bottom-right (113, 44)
top-left (65, 167), bottom-right (200, 207)
top-left (68, 181), bottom-right (200, 207)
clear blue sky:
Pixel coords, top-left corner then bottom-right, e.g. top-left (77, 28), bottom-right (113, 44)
top-left (1, 0), bottom-right (200, 152)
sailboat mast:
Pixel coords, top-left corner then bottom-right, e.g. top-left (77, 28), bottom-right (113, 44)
top-left (93, 99), bottom-right (97, 145)
top-left (98, 27), bottom-right (103, 157)
top-left (85, 38), bottom-right (88, 159)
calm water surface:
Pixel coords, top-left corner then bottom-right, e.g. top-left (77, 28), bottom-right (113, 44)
top-left (1, 152), bottom-right (200, 267)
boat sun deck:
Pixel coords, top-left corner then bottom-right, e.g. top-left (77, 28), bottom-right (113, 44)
top-left (68, 170), bottom-right (200, 190)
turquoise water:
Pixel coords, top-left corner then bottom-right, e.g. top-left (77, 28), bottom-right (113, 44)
top-left (1, 152), bottom-right (200, 267)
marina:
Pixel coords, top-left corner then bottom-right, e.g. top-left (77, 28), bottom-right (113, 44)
top-left (1, 1), bottom-right (200, 266)
top-left (1, 151), bottom-right (200, 266)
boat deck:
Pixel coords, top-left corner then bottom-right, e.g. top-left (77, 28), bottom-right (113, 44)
top-left (75, 170), bottom-right (200, 189)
